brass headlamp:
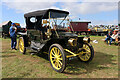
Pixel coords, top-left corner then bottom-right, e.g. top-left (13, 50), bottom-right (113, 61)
top-left (83, 37), bottom-right (90, 43)
top-left (68, 38), bottom-right (77, 46)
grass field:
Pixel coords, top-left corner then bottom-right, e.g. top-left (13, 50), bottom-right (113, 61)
top-left (1, 36), bottom-right (118, 78)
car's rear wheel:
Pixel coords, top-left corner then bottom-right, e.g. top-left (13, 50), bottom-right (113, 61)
top-left (78, 43), bottom-right (94, 63)
top-left (48, 44), bottom-right (66, 73)
top-left (18, 37), bottom-right (26, 54)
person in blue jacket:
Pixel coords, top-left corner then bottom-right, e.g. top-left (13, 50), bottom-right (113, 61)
top-left (104, 32), bottom-right (111, 44)
top-left (9, 23), bottom-right (17, 50)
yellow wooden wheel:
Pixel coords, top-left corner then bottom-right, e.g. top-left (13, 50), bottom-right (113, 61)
top-left (18, 37), bottom-right (26, 54)
top-left (50, 47), bottom-right (63, 70)
top-left (49, 44), bottom-right (66, 73)
top-left (78, 43), bottom-right (94, 62)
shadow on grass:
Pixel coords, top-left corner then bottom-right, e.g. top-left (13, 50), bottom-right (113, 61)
top-left (64, 51), bottom-right (117, 75)
top-left (2, 49), bottom-right (19, 54)
top-left (0, 55), bottom-right (16, 57)
top-left (2, 48), bottom-right (116, 75)
top-left (36, 52), bottom-right (49, 60)
top-left (26, 51), bottom-right (49, 60)
top-left (30, 51), bottom-right (117, 75)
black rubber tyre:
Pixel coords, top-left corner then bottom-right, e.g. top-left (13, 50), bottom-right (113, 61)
top-left (3, 34), bottom-right (6, 39)
top-left (48, 44), bottom-right (67, 73)
top-left (18, 37), bottom-right (26, 54)
top-left (78, 43), bottom-right (94, 63)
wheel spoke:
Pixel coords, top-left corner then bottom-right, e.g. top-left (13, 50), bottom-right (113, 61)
top-left (58, 53), bottom-right (62, 58)
top-left (81, 55), bottom-right (85, 60)
top-left (58, 62), bottom-right (61, 68)
top-left (51, 56), bottom-right (55, 58)
top-left (84, 55), bottom-right (87, 60)
top-left (84, 48), bottom-right (90, 52)
top-left (52, 59), bottom-right (56, 62)
top-left (55, 61), bottom-right (59, 68)
top-left (55, 61), bottom-right (57, 67)
top-left (52, 49), bottom-right (56, 56)
top-left (58, 60), bottom-right (62, 68)
top-left (86, 47), bottom-right (90, 50)
top-left (51, 51), bottom-right (55, 57)
top-left (86, 53), bottom-right (91, 56)
top-left (85, 54), bottom-right (89, 60)
top-left (56, 61), bottom-right (59, 68)
top-left (58, 57), bottom-right (63, 61)
top-left (57, 49), bottom-right (60, 55)
top-left (53, 48), bottom-right (57, 55)
top-left (79, 51), bottom-right (84, 55)
top-left (55, 48), bottom-right (58, 55)
top-left (58, 60), bottom-right (62, 65)
top-left (82, 51), bottom-right (90, 54)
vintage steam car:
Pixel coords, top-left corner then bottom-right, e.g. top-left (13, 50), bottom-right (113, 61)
top-left (18, 9), bottom-right (94, 73)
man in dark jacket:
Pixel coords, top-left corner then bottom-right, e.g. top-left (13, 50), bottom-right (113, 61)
top-left (9, 23), bottom-right (17, 50)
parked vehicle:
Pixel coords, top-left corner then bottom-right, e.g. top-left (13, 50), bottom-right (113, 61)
top-left (1, 21), bottom-right (12, 38)
top-left (0, 27), bottom-right (2, 38)
top-left (15, 23), bottom-right (27, 36)
top-left (88, 26), bottom-right (111, 36)
top-left (70, 21), bottom-right (91, 35)
top-left (18, 9), bottom-right (94, 73)
top-left (88, 25), bottom-right (113, 36)
top-left (1, 21), bottom-right (26, 38)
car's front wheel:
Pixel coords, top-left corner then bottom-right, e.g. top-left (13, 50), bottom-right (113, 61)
top-left (48, 44), bottom-right (67, 73)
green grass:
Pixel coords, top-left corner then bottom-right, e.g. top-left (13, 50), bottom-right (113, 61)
top-left (1, 36), bottom-right (118, 78)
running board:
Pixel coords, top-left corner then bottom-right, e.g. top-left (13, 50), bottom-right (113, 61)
top-left (31, 44), bottom-right (45, 52)
top-left (32, 46), bottom-right (41, 51)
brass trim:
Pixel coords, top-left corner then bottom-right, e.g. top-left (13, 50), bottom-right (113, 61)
top-left (64, 49), bottom-right (77, 56)
top-left (64, 49), bottom-right (84, 58)
top-left (68, 38), bottom-right (77, 46)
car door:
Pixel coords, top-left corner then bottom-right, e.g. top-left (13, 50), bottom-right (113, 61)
top-left (27, 29), bottom-right (43, 48)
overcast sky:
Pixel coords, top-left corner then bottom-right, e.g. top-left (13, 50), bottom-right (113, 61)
top-left (0, 0), bottom-right (120, 27)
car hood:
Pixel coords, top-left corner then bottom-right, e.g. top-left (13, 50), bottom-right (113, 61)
top-left (58, 32), bottom-right (78, 37)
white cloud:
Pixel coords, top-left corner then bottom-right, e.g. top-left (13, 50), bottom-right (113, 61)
top-left (82, 0), bottom-right (120, 2)
top-left (91, 19), bottom-right (118, 25)
top-left (49, 6), bottom-right (60, 10)
top-left (0, 1), bottom-right (1, 23)
top-left (3, 1), bottom-right (118, 14)
top-left (2, 0), bottom-right (120, 2)
top-left (69, 16), bottom-right (77, 19)
top-left (4, 2), bottom-right (56, 13)
top-left (61, 2), bottom-right (118, 15)
top-left (2, 1), bottom-right (118, 25)
top-left (2, 0), bottom-right (80, 2)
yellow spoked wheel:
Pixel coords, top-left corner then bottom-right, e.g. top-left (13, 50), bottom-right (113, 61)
top-left (49, 44), bottom-right (66, 73)
top-left (78, 43), bottom-right (94, 62)
top-left (18, 37), bottom-right (26, 54)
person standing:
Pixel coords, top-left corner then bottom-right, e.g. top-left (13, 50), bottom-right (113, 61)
top-left (9, 23), bottom-right (17, 50)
